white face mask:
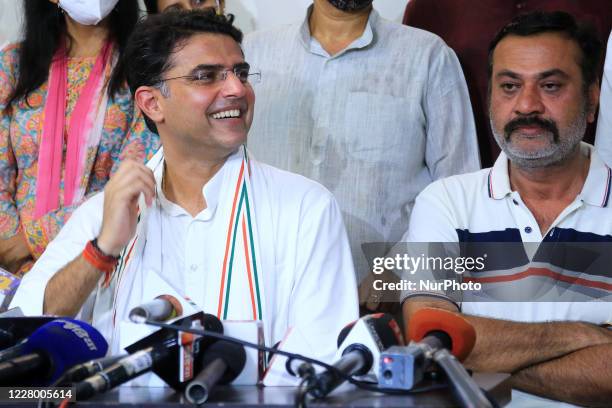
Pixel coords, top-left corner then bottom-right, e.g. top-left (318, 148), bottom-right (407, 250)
top-left (58, 0), bottom-right (121, 26)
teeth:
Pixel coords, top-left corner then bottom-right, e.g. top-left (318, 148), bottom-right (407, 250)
top-left (211, 109), bottom-right (241, 119)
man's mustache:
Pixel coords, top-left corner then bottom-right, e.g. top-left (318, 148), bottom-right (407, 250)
top-left (504, 116), bottom-right (559, 141)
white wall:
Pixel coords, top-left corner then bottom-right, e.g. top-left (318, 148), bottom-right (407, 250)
top-left (0, 0), bottom-right (408, 45)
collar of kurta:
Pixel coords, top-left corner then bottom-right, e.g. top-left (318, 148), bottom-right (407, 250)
top-left (298, 4), bottom-right (377, 57)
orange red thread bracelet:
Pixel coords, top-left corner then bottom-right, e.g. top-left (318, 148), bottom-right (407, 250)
top-left (83, 239), bottom-right (119, 283)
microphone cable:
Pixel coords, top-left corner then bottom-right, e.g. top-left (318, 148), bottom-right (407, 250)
top-left (38, 319), bottom-right (500, 408)
top-left (142, 319), bottom-right (455, 395)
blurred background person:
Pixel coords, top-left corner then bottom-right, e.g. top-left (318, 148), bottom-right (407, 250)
top-left (143, 0), bottom-right (224, 14)
top-left (404, 0), bottom-right (612, 168)
top-left (0, 0), bottom-right (160, 276)
top-left (243, 0), bottom-right (480, 311)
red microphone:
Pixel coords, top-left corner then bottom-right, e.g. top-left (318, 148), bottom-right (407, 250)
top-left (407, 307), bottom-right (476, 361)
top-left (380, 307), bottom-right (492, 408)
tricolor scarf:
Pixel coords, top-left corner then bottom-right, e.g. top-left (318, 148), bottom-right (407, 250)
top-left (35, 40), bottom-right (114, 218)
top-left (90, 146), bottom-right (268, 351)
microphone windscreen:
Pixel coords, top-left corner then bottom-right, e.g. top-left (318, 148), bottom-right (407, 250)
top-left (23, 319), bottom-right (108, 383)
top-left (201, 313), bottom-right (224, 335)
top-left (337, 313), bottom-right (404, 349)
top-left (201, 340), bottom-right (246, 384)
top-left (362, 313), bottom-right (405, 349)
top-left (156, 295), bottom-right (184, 318)
top-left (336, 321), bottom-right (357, 348)
top-left (407, 308), bottom-right (476, 361)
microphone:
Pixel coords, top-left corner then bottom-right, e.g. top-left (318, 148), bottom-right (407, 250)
top-left (184, 340), bottom-right (246, 404)
top-left (0, 319), bottom-right (108, 386)
top-left (54, 355), bottom-right (127, 386)
top-left (125, 312), bottom-right (224, 390)
top-left (0, 316), bottom-right (57, 354)
top-left (76, 313), bottom-right (225, 398)
top-left (74, 346), bottom-right (171, 400)
top-left (307, 313), bottom-right (403, 399)
top-left (128, 294), bottom-right (183, 323)
top-left (379, 308), bottom-right (491, 408)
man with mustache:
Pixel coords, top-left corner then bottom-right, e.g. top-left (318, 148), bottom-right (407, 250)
top-left (242, 0), bottom-right (480, 308)
top-left (400, 11), bottom-right (612, 406)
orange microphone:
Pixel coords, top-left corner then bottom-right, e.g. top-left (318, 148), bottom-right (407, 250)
top-left (407, 307), bottom-right (476, 362)
top-left (379, 308), bottom-right (492, 408)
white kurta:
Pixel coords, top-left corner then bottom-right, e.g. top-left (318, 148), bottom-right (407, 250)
top-left (11, 148), bottom-right (359, 364)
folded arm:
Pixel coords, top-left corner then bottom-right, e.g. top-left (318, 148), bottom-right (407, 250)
top-left (404, 298), bottom-right (612, 372)
top-left (511, 343), bottom-right (612, 407)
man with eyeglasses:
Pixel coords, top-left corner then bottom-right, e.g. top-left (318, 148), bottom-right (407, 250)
top-left (11, 11), bottom-right (358, 367)
top-left (243, 0), bottom-right (481, 312)
top-left (144, 0), bottom-right (224, 14)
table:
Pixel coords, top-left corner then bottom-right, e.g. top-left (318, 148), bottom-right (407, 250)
top-left (1, 373), bottom-right (510, 407)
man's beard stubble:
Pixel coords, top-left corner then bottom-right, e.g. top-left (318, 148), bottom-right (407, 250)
top-left (327, 0), bottom-right (373, 12)
top-left (491, 108), bottom-right (588, 169)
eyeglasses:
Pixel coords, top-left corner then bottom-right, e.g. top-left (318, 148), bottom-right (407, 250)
top-left (160, 63), bottom-right (261, 86)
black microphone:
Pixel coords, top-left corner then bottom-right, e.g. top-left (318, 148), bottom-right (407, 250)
top-left (0, 316), bottom-right (56, 355)
top-left (307, 313), bottom-right (403, 399)
top-left (76, 313), bottom-right (225, 399)
top-left (54, 355), bottom-right (127, 386)
top-left (0, 319), bottom-right (108, 386)
top-left (184, 340), bottom-right (246, 404)
top-left (128, 294), bottom-right (183, 323)
top-left (74, 346), bottom-right (171, 400)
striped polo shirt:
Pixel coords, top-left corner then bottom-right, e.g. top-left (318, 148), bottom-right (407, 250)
top-left (403, 142), bottom-right (612, 324)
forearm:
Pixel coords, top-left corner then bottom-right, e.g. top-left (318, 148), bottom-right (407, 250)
top-left (43, 254), bottom-right (103, 317)
top-left (0, 233), bottom-right (32, 273)
top-left (404, 299), bottom-right (612, 373)
top-left (462, 314), bottom-right (612, 373)
top-left (511, 343), bottom-right (612, 407)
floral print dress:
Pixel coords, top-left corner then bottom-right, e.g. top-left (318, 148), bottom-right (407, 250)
top-left (0, 43), bottom-right (160, 276)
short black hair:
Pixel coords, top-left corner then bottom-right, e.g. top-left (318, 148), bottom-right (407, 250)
top-left (487, 11), bottom-right (603, 88)
top-left (144, 0), bottom-right (158, 13)
top-left (109, 10), bottom-right (243, 133)
top-left (5, 0), bottom-right (139, 113)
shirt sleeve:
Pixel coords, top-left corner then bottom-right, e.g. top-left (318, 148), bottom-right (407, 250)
top-left (0, 45), bottom-right (19, 239)
top-left (424, 41), bottom-right (481, 179)
top-left (288, 191), bottom-right (359, 363)
top-left (10, 193), bottom-right (104, 315)
top-left (596, 32), bottom-right (612, 165)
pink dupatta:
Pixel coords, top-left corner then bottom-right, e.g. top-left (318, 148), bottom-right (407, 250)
top-left (35, 40), bottom-right (113, 218)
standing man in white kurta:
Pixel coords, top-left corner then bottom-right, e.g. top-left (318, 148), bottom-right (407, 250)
top-left (11, 11), bottom-right (359, 360)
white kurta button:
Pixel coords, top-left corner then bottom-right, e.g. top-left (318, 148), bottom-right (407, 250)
top-left (190, 264), bottom-right (198, 271)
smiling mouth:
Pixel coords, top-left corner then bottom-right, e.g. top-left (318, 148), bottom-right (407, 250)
top-left (211, 109), bottom-right (242, 119)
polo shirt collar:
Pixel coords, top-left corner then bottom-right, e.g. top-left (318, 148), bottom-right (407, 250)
top-left (578, 143), bottom-right (612, 207)
top-left (298, 5), bottom-right (377, 57)
top-left (487, 151), bottom-right (512, 200)
top-left (487, 142), bottom-right (612, 208)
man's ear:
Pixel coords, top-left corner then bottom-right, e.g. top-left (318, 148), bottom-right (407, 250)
top-left (135, 86), bottom-right (165, 126)
top-left (587, 81), bottom-right (600, 123)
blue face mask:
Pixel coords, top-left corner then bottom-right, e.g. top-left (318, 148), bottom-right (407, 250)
top-left (327, 0), bottom-right (373, 12)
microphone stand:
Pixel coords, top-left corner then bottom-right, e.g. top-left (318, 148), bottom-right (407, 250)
top-left (432, 349), bottom-right (493, 408)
